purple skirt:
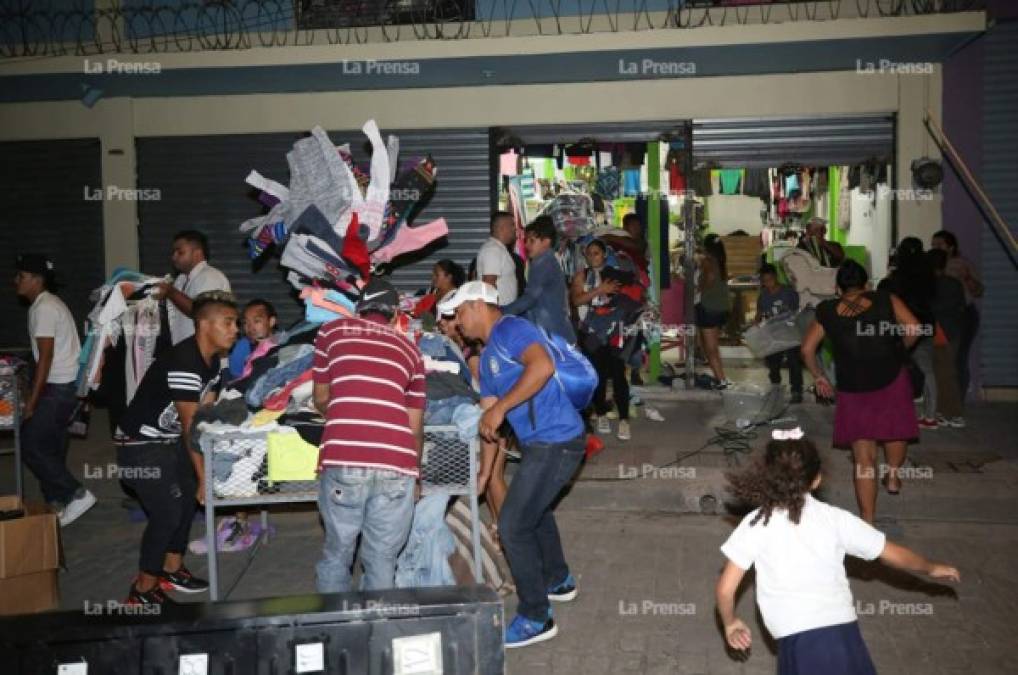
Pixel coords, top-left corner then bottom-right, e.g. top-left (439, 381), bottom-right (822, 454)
top-left (833, 367), bottom-right (918, 448)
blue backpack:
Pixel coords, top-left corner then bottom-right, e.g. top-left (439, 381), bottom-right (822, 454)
top-left (491, 326), bottom-right (598, 412)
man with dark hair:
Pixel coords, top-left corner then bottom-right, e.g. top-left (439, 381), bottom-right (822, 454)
top-left (755, 263), bottom-right (803, 404)
top-left (159, 229), bottom-right (231, 345)
top-left (503, 216), bottom-right (576, 343)
top-left (475, 210), bottom-right (520, 304)
top-left (228, 299), bottom-right (279, 379)
top-left (115, 291), bottom-right (238, 606)
top-left (312, 277), bottom-right (426, 593)
top-left (14, 253), bottom-right (96, 526)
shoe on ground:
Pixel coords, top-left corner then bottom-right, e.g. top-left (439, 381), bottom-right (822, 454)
top-left (505, 614), bottom-right (558, 648)
top-left (59, 489), bottom-right (97, 527)
top-left (617, 420), bottom-right (632, 441)
top-left (126, 582), bottom-right (178, 607)
top-left (605, 409), bottom-right (619, 421)
top-left (713, 378), bottom-right (733, 391)
top-left (547, 573), bottom-right (578, 602)
top-left (917, 417), bottom-right (939, 430)
top-left (643, 406), bottom-right (665, 422)
top-left (949, 416), bottom-right (966, 428)
top-left (596, 415), bottom-right (611, 434)
top-left (159, 565), bottom-right (209, 594)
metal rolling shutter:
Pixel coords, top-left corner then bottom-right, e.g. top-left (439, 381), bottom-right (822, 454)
top-left (136, 127), bottom-right (491, 328)
top-left (0, 138), bottom-right (104, 349)
top-left (980, 21), bottom-right (1018, 387)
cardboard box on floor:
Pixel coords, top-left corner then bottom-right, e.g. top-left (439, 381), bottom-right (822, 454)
top-left (0, 495), bottom-right (59, 615)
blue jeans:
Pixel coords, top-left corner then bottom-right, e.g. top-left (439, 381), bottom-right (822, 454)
top-left (498, 435), bottom-right (585, 621)
top-left (21, 382), bottom-right (81, 506)
top-left (316, 466), bottom-right (416, 593)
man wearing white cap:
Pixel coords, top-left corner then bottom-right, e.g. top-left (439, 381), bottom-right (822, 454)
top-left (438, 281), bottom-right (585, 649)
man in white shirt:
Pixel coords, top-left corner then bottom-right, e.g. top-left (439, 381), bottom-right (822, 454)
top-left (14, 253), bottom-right (96, 526)
top-left (158, 230), bottom-right (232, 345)
top-left (475, 211), bottom-right (520, 305)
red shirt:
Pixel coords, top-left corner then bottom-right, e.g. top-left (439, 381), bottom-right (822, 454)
top-left (312, 316), bottom-right (427, 477)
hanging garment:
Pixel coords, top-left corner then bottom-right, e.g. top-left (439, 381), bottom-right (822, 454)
top-left (838, 167), bottom-right (852, 230)
top-left (784, 172), bottom-right (801, 199)
top-left (286, 125), bottom-right (358, 237)
top-left (395, 492), bottom-right (456, 588)
top-left (668, 162), bottom-right (687, 194)
top-left (596, 167), bottom-right (620, 199)
top-left (622, 168), bottom-right (641, 197)
top-left (743, 167), bottom-right (771, 203)
top-left (358, 119), bottom-right (392, 243)
top-left (688, 166), bottom-right (713, 196)
top-left (340, 213), bottom-right (370, 279)
top-left (371, 218), bottom-right (450, 264)
top-left (719, 169), bottom-right (742, 195)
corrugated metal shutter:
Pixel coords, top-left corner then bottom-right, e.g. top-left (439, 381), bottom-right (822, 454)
top-left (505, 116), bottom-right (894, 167)
top-left (694, 115), bottom-right (895, 167)
top-left (0, 138), bottom-right (104, 349)
top-left (980, 20), bottom-right (1018, 387)
top-left (136, 127), bottom-right (491, 328)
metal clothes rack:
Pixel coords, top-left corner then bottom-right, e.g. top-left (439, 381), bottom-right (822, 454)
top-left (0, 363), bottom-right (25, 499)
top-left (199, 425), bottom-right (481, 601)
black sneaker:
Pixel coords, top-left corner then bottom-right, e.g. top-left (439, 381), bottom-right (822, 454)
top-left (127, 583), bottom-right (178, 606)
top-left (159, 565), bottom-right (209, 594)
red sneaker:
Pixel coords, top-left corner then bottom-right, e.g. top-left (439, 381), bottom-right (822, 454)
top-left (918, 417), bottom-right (939, 430)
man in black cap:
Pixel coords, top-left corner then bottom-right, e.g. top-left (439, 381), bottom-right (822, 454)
top-left (311, 277), bottom-right (426, 592)
top-left (14, 253), bottom-right (96, 526)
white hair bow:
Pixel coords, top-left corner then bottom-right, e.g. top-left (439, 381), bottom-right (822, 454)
top-left (772, 427), bottom-right (804, 441)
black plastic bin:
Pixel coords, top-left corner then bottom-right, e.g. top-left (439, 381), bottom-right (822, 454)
top-left (0, 585), bottom-right (503, 675)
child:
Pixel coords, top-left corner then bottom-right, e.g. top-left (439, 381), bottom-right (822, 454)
top-left (755, 263), bottom-right (803, 404)
top-left (716, 429), bottom-right (960, 674)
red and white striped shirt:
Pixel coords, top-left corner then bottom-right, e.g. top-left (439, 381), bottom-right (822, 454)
top-left (312, 316), bottom-right (426, 477)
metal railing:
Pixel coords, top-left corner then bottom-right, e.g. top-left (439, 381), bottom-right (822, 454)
top-left (0, 1), bottom-right (985, 59)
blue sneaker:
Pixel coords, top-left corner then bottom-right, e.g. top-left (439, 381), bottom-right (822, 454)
top-left (547, 573), bottom-right (577, 602)
top-left (504, 614), bottom-right (558, 648)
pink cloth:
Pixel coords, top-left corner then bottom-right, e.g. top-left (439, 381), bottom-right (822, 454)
top-left (370, 218), bottom-right (449, 264)
top-left (262, 370), bottom-right (313, 411)
top-left (236, 337), bottom-right (278, 381)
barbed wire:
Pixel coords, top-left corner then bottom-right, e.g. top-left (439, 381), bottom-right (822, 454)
top-left (0, 0), bottom-right (983, 60)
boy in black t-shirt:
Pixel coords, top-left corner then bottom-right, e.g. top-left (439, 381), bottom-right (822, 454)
top-left (116, 292), bottom-right (238, 606)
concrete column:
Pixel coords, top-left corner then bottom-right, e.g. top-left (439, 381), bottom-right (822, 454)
top-left (97, 97), bottom-right (139, 274)
top-left (895, 66), bottom-right (944, 245)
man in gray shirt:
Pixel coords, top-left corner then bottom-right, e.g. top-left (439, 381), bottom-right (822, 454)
top-left (158, 230), bottom-right (232, 345)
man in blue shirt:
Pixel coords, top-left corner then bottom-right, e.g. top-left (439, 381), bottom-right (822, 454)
top-left (502, 216), bottom-right (576, 344)
top-left (439, 281), bottom-right (585, 649)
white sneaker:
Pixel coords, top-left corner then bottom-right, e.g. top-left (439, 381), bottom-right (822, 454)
top-left (59, 489), bottom-right (97, 527)
top-left (644, 406), bottom-right (665, 422)
top-left (949, 416), bottom-right (967, 429)
top-left (617, 420), bottom-right (632, 441)
top-left (596, 415), bottom-right (611, 434)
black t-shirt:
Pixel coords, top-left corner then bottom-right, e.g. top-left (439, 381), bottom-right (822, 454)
top-left (116, 337), bottom-right (222, 443)
top-left (816, 290), bottom-right (904, 393)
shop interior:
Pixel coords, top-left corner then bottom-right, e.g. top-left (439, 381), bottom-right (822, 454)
top-left (492, 117), bottom-right (899, 382)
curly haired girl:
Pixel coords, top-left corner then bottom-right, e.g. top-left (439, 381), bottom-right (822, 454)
top-left (715, 429), bottom-right (960, 675)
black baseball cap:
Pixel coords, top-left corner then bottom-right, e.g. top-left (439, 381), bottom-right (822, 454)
top-left (356, 277), bottom-right (399, 315)
top-left (16, 253), bottom-right (55, 277)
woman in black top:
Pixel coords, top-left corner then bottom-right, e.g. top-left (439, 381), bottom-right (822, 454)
top-left (801, 260), bottom-right (922, 523)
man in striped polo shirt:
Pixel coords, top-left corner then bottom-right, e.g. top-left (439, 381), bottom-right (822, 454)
top-left (312, 277), bottom-right (426, 593)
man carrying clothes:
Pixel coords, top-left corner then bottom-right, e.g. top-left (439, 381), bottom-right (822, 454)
top-left (502, 216), bottom-right (576, 344)
top-left (14, 253), bottom-right (96, 526)
top-left (158, 230), bottom-right (232, 346)
top-left (115, 292), bottom-right (238, 606)
top-left (312, 278), bottom-right (426, 593)
top-left (440, 281), bottom-right (585, 648)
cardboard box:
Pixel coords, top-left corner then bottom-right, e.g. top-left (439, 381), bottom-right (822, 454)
top-left (0, 569), bottom-right (59, 615)
top-left (0, 495), bottom-right (59, 615)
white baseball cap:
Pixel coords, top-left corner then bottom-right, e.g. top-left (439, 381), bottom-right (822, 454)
top-left (436, 280), bottom-right (499, 316)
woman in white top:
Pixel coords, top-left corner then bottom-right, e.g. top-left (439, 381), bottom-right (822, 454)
top-left (716, 429), bottom-right (960, 675)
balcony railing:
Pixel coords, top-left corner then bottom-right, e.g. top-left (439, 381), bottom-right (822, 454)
top-left (0, 0), bottom-right (985, 59)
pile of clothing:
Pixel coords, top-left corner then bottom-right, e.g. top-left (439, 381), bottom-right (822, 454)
top-left (239, 121), bottom-right (450, 306)
top-left (0, 355), bottom-right (28, 427)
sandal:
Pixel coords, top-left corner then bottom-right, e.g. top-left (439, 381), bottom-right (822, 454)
top-left (882, 472), bottom-right (901, 496)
